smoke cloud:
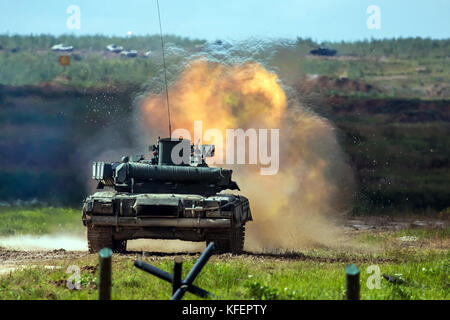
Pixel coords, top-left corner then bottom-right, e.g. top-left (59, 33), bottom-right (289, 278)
top-left (134, 40), bottom-right (355, 252)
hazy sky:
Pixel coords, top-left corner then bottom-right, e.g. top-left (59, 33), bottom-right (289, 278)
top-left (0, 0), bottom-right (449, 41)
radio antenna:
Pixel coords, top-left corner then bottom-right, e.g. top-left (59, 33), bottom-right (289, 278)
top-left (156, 0), bottom-right (171, 136)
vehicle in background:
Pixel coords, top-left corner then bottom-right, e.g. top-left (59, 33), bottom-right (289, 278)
top-left (120, 50), bottom-right (138, 58)
top-left (106, 44), bottom-right (123, 53)
top-left (51, 44), bottom-right (74, 52)
top-left (310, 47), bottom-right (337, 56)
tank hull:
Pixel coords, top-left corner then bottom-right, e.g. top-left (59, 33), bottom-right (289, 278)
top-left (82, 191), bottom-right (252, 253)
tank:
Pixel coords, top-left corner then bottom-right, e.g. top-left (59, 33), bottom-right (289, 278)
top-left (82, 138), bottom-right (252, 253)
top-left (310, 47), bottom-right (337, 56)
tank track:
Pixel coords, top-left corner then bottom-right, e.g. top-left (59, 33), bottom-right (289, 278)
top-left (87, 226), bottom-right (127, 253)
top-left (207, 224), bottom-right (245, 254)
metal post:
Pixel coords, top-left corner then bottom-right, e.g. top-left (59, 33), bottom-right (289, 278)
top-left (172, 257), bottom-right (183, 295)
top-left (171, 242), bottom-right (215, 300)
top-left (345, 264), bottom-right (360, 300)
top-left (98, 247), bottom-right (112, 300)
top-left (134, 260), bottom-right (210, 298)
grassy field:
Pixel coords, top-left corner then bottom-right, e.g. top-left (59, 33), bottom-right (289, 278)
top-left (0, 240), bottom-right (448, 300)
top-left (1, 35), bottom-right (449, 99)
top-left (0, 207), bottom-right (83, 236)
top-left (0, 207), bottom-right (448, 300)
top-left (0, 34), bottom-right (202, 87)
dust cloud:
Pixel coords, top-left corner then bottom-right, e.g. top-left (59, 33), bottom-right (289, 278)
top-left (0, 234), bottom-right (87, 251)
top-left (137, 53), bottom-right (355, 252)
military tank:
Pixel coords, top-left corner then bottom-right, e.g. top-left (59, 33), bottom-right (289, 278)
top-left (310, 47), bottom-right (337, 56)
top-left (82, 138), bottom-right (252, 254)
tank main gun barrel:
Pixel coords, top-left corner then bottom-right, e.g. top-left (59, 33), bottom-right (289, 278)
top-left (114, 162), bottom-right (233, 186)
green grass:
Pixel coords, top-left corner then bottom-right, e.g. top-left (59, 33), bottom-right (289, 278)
top-left (0, 225), bottom-right (448, 300)
top-left (393, 228), bottom-right (450, 243)
top-left (355, 228), bottom-right (450, 247)
top-left (0, 207), bottom-right (83, 236)
top-left (294, 55), bottom-right (449, 99)
top-left (0, 34), bottom-right (203, 87)
top-left (0, 248), bottom-right (448, 300)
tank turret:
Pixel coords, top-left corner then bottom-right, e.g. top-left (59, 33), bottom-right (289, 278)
top-left (83, 137), bottom-right (252, 254)
top-left (92, 138), bottom-right (239, 196)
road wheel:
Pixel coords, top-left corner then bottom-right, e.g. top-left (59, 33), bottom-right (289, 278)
top-left (87, 226), bottom-right (113, 253)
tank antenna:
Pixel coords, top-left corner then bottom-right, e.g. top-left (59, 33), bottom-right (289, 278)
top-left (156, 0), bottom-right (171, 137)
